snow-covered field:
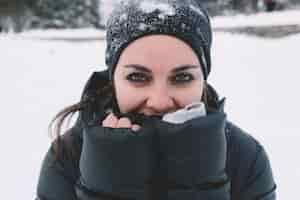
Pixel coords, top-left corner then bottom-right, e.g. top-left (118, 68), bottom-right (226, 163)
top-left (1, 10), bottom-right (300, 200)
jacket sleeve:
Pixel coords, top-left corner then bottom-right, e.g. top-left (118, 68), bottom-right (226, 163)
top-left (36, 145), bottom-right (78, 200)
top-left (76, 125), bottom-right (157, 200)
top-left (238, 144), bottom-right (276, 200)
top-left (227, 123), bottom-right (276, 200)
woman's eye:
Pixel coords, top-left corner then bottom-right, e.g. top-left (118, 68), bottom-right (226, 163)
top-left (126, 72), bottom-right (151, 82)
top-left (171, 73), bottom-right (194, 84)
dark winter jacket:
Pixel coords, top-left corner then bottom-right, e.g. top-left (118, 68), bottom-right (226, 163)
top-left (36, 106), bottom-right (276, 200)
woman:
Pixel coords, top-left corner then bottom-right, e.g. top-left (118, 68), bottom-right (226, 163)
top-left (36, 0), bottom-right (276, 199)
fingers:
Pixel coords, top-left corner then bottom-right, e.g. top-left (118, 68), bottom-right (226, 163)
top-left (102, 113), bottom-right (118, 128)
top-left (102, 113), bottom-right (141, 131)
top-left (117, 117), bottom-right (131, 128)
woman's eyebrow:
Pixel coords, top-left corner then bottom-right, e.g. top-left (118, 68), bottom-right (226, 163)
top-left (123, 64), bottom-right (151, 73)
top-left (172, 65), bottom-right (200, 73)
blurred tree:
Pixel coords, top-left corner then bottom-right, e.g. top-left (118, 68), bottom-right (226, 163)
top-left (195, 0), bottom-right (291, 15)
top-left (29, 0), bottom-right (103, 29)
top-left (0, 0), bottom-right (33, 32)
top-left (0, 0), bottom-right (104, 32)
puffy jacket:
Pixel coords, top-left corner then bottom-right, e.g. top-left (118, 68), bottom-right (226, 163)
top-left (36, 106), bottom-right (276, 200)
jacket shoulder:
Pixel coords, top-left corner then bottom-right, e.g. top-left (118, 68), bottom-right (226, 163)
top-left (37, 125), bottom-right (83, 200)
top-left (225, 121), bottom-right (276, 199)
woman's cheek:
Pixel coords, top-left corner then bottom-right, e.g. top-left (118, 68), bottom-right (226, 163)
top-left (116, 87), bottom-right (146, 113)
top-left (173, 87), bottom-right (203, 106)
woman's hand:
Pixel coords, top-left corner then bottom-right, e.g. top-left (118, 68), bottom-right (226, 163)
top-left (102, 113), bottom-right (141, 131)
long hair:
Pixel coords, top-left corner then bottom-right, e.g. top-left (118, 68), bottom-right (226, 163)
top-left (49, 71), bottom-right (113, 158)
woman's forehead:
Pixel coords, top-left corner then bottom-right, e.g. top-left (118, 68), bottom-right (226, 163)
top-left (117, 35), bottom-right (201, 70)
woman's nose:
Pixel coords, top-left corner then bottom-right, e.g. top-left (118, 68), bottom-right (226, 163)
top-left (145, 87), bottom-right (176, 114)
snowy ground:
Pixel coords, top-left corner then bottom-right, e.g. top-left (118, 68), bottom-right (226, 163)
top-left (1, 10), bottom-right (300, 200)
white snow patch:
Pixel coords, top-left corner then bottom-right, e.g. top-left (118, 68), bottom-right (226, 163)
top-left (101, 0), bottom-right (121, 24)
top-left (139, 1), bottom-right (175, 16)
top-left (119, 13), bottom-right (128, 22)
top-left (158, 13), bottom-right (165, 19)
top-left (138, 23), bottom-right (148, 31)
top-left (181, 23), bottom-right (187, 30)
top-left (14, 28), bottom-right (106, 40)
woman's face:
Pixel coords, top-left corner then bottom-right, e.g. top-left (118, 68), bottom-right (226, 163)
top-left (114, 35), bottom-right (204, 116)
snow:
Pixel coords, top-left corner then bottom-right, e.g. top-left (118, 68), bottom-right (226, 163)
top-left (1, 9), bottom-right (300, 200)
top-left (101, 1), bottom-right (300, 28)
top-left (0, 34), bottom-right (106, 199)
top-left (119, 13), bottom-right (128, 22)
top-left (138, 23), bottom-right (148, 31)
top-left (100, 0), bottom-right (118, 23)
top-left (139, 1), bottom-right (175, 16)
top-left (17, 28), bottom-right (106, 40)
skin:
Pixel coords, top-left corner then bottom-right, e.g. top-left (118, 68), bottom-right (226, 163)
top-left (102, 35), bottom-right (205, 131)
